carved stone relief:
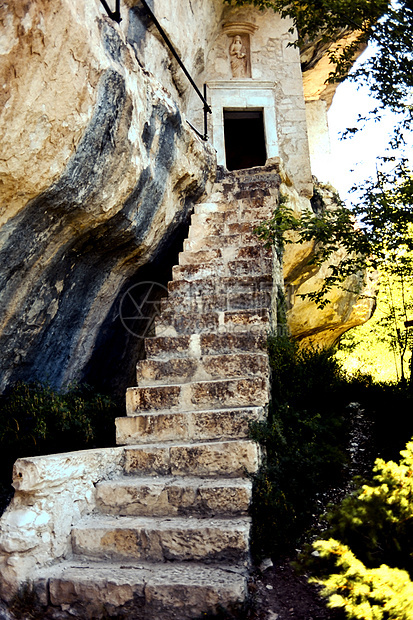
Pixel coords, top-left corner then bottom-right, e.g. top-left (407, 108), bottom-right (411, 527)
top-left (229, 34), bottom-right (249, 78)
top-left (222, 22), bottom-right (257, 79)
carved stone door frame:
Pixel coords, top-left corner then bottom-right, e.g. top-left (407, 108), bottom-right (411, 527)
top-left (207, 80), bottom-right (279, 169)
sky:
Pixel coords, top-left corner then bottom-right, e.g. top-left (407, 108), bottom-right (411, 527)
top-left (326, 46), bottom-right (412, 204)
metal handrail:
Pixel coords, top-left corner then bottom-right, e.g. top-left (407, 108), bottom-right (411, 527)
top-left (98, 0), bottom-right (211, 140)
top-left (99, 0), bottom-right (121, 23)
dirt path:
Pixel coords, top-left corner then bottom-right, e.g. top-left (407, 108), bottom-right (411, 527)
top-left (250, 557), bottom-right (346, 620)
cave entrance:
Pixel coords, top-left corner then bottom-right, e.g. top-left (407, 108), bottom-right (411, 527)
top-left (223, 110), bottom-right (267, 171)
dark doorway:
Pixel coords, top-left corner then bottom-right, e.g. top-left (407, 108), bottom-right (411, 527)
top-left (224, 110), bottom-right (267, 171)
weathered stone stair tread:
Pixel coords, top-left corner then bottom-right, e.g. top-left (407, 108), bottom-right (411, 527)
top-left (160, 290), bottom-right (271, 313)
top-left (154, 308), bottom-right (270, 336)
top-left (33, 560), bottom-right (248, 620)
top-left (194, 200), bottom-right (273, 216)
top-left (188, 216), bottom-right (268, 238)
top-left (72, 514), bottom-right (251, 563)
top-left (95, 476), bottom-right (252, 516)
top-left (145, 331), bottom-right (267, 360)
top-left (172, 259), bottom-right (272, 281)
top-left (126, 376), bottom-right (268, 413)
top-left (168, 274), bottom-right (272, 297)
top-left (190, 208), bottom-right (273, 224)
top-left (178, 244), bottom-right (272, 266)
top-left (136, 353), bottom-right (269, 384)
top-left (123, 439), bottom-right (260, 477)
top-left (184, 231), bottom-right (266, 251)
top-left (116, 406), bottom-right (265, 444)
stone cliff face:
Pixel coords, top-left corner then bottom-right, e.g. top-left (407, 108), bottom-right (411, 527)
top-left (0, 0), bottom-right (373, 397)
top-left (0, 0), bottom-right (217, 394)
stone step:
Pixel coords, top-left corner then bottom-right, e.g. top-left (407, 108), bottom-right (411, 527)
top-left (191, 211), bottom-right (238, 227)
top-left (183, 231), bottom-right (265, 252)
top-left (122, 439), bottom-right (261, 477)
top-left (116, 406), bottom-right (265, 445)
top-left (126, 376), bottom-right (268, 414)
top-left (71, 515), bottom-right (251, 564)
top-left (228, 259), bottom-right (272, 278)
top-left (172, 258), bottom-right (272, 282)
top-left (167, 274), bottom-right (272, 299)
top-left (187, 217), bottom-right (265, 241)
top-left (235, 244), bottom-right (272, 261)
top-left (160, 289), bottom-right (272, 314)
top-left (194, 201), bottom-right (231, 214)
top-left (144, 331), bottom-right (267, 360)
top-left (194, 200), bottom-right (273, 220)
top-left (190, 208), bottom-right (273, 228)
top-left (154, 309), bottom-right (219, 336)
top-left (178, 247), bottom-right (224, 266)
top-left (32, 560), bottom-right (248, 620)
top-left (154, 308), bottom-right (270, 336)
top-left (95, 476), bottom-right (252, 517)
top-left (178, 244), bottom-right (272, 267)
top-left (136, 352), bottom-right (269, 384)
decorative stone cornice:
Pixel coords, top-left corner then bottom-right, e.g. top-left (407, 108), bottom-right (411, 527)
top-left (222, 21), bottom-right (258, 37)
top-left (207, 80), bottom-right (275, 89)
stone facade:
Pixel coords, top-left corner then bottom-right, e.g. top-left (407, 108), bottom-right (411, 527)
top-left (188, 5), bottom-right (313, 197)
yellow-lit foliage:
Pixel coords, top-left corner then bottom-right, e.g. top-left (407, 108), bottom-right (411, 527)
top-left (308, 440), bottom-right (413, 619)
top-left (311, 540), bottom-right (413, 620)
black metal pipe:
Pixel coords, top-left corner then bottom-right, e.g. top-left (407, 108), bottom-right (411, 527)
top-left (203, 83), bottom-right (209, 140)
top-left (138, 0), bottom-right (212, 115)
top-left (99, 0), bottom-right (121, 23)
top-left (98, 0), bottom-right (211, 140)
top-left (186, 120), bottom-right (206, 141)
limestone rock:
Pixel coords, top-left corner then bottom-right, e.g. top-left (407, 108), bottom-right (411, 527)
top-left (32, 561), bottom-right (248, 620)
top-left (301, 30), bottom-right (366, 107)
top-left (0, 0), bottom-right (217, 394)
top-left (283, 183), bottom-right (377, 347)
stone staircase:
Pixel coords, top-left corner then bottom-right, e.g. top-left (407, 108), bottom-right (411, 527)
top-left (30, 166), bottom-right (280, 619)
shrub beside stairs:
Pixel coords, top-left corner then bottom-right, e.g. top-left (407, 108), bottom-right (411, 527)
top-left (29, 167), bottom-right (279, 619)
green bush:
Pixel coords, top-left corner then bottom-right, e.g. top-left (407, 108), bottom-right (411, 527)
top-left (0, 382), bottom-right (122, 505)
top-left (250, 334), bottom-right (351, 558)
top-left (302, 439), bottom-right (413, 619)
top-left (311, 540), bottom-right (413, 620)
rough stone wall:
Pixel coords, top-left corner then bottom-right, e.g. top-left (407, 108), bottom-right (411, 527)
top-left (0, 448), bottom-right (124, 598)
top-left (0, 0), bottom-right (218, 394)
top-left (126, 0), bottom-right (223, 106)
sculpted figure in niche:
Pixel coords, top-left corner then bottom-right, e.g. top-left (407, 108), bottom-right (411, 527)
top-left (229, 34), bottom-right (248, 78)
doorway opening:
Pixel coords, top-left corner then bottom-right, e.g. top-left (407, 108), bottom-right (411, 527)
top-left (223, 110), bottom-right (267, 171)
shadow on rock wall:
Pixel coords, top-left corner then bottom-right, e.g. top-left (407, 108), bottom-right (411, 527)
top-left (0, 1), bottom-right (216, 396)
